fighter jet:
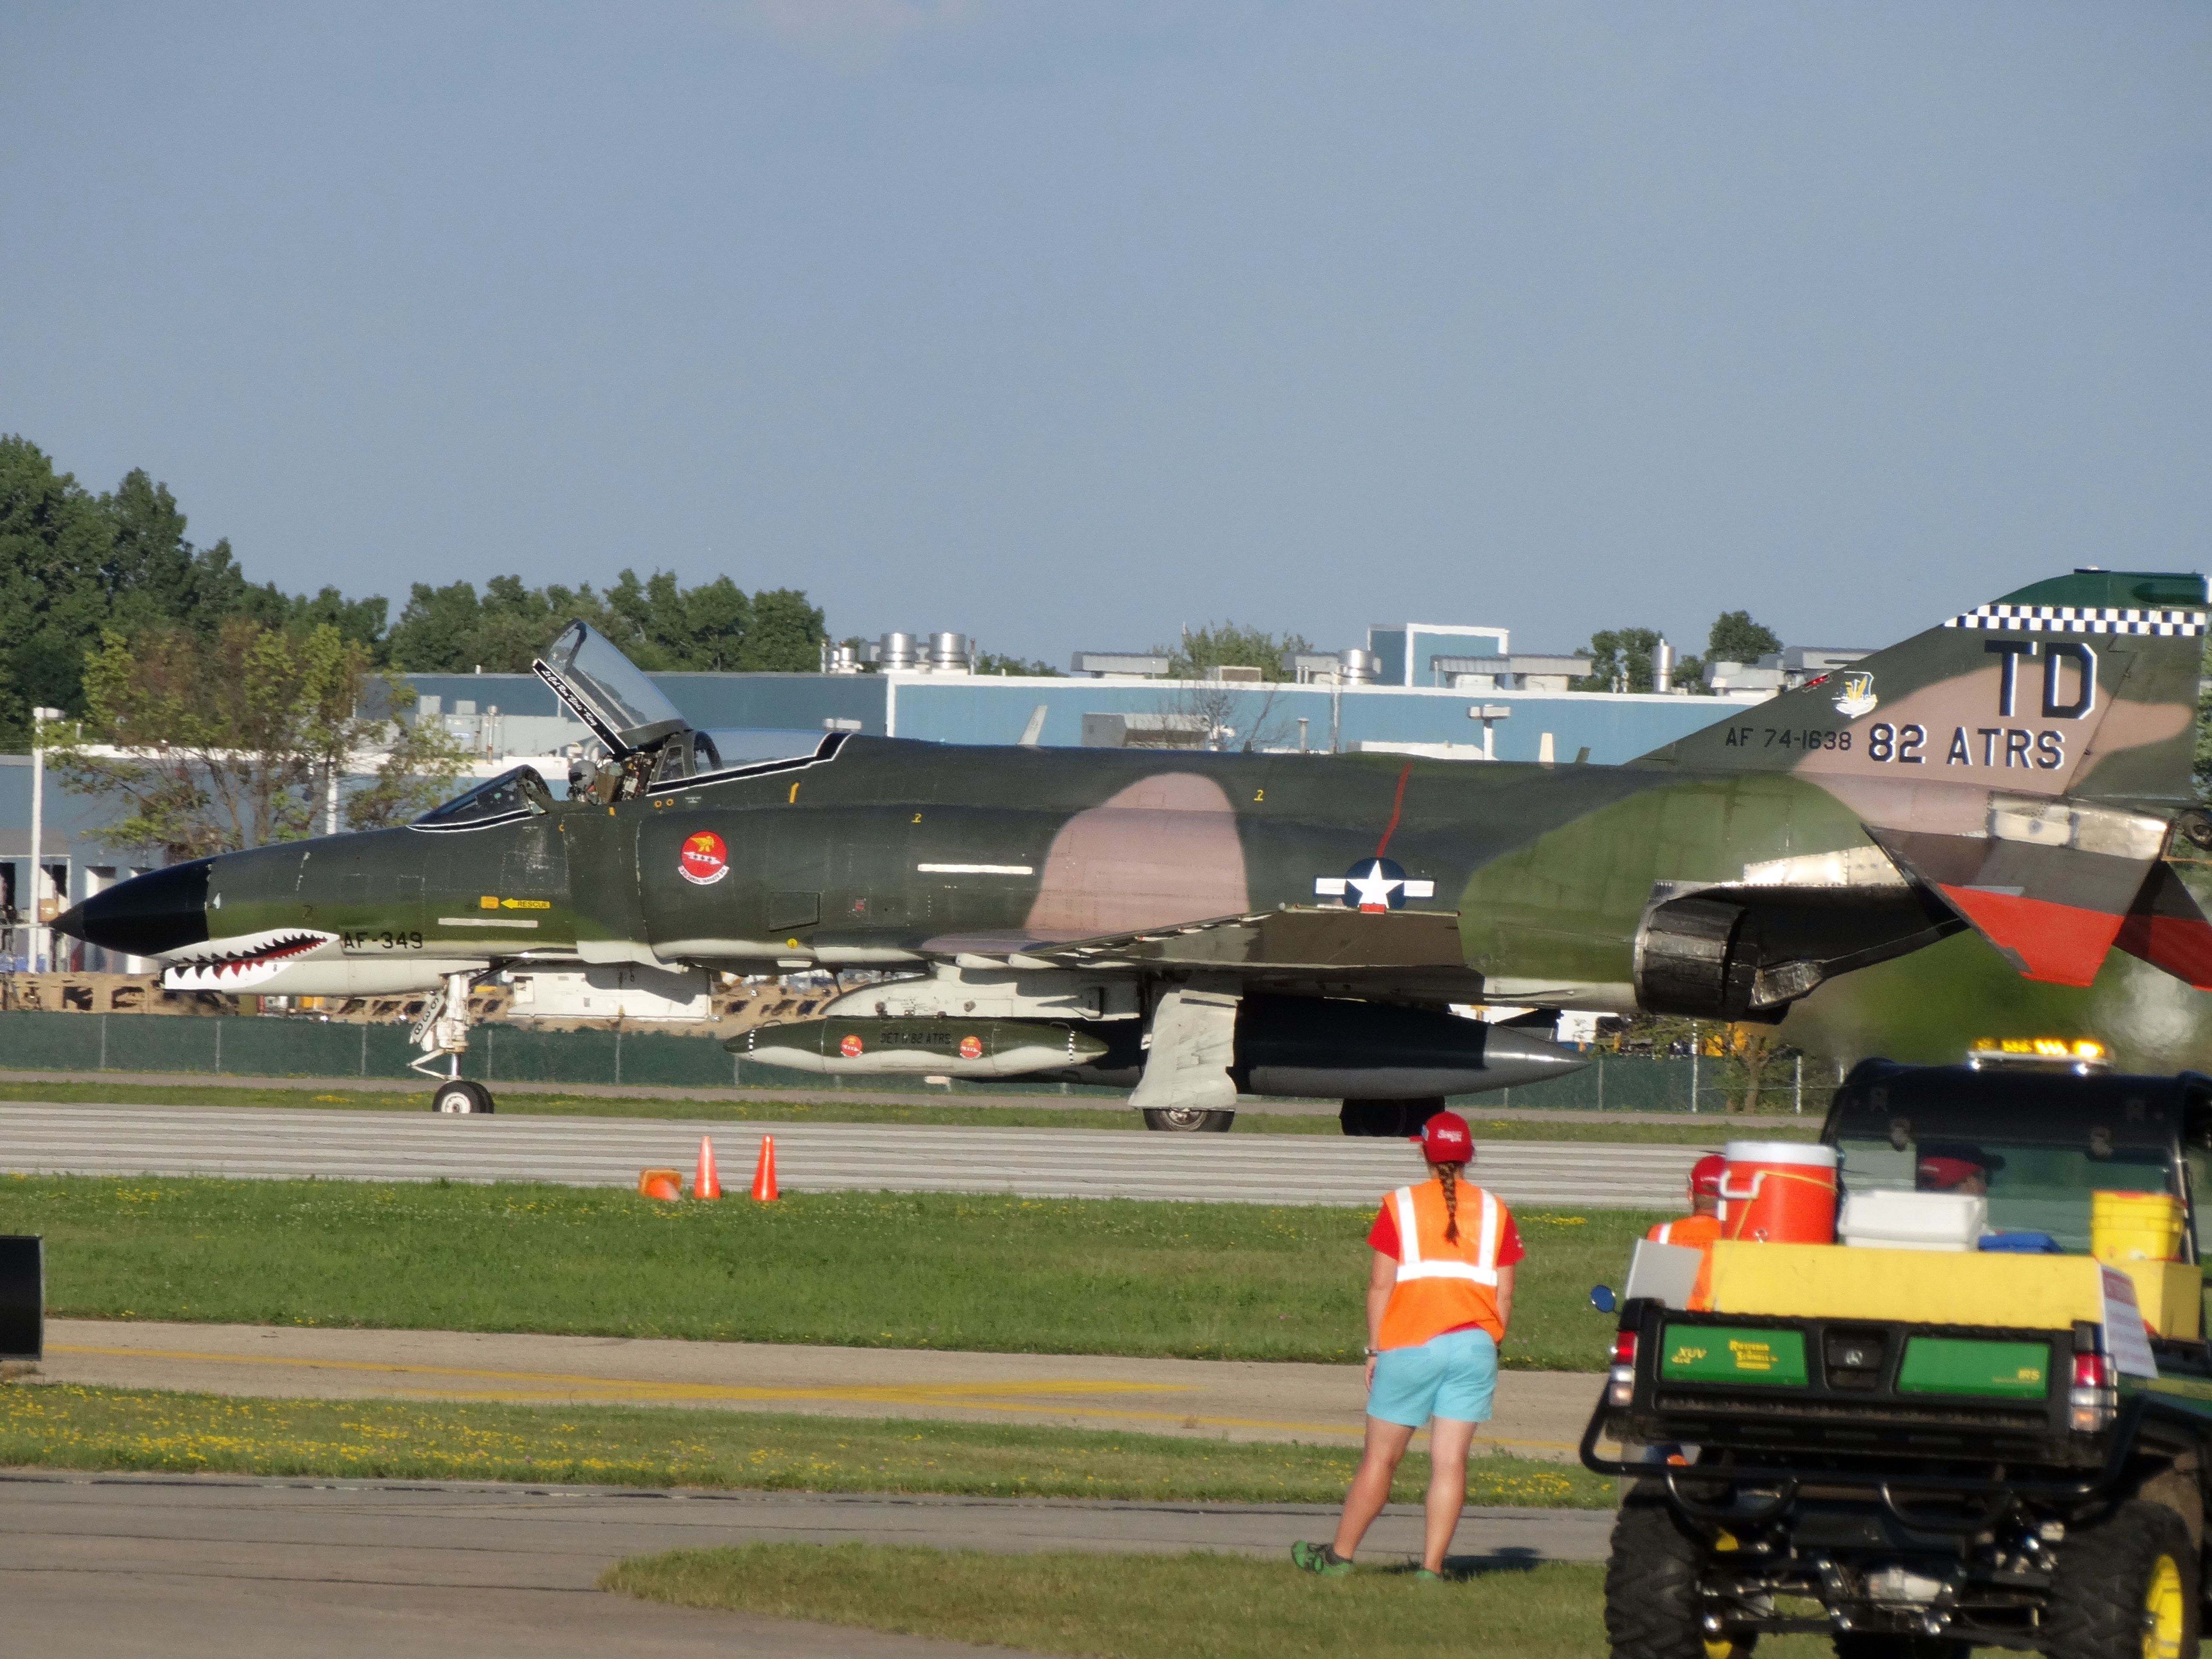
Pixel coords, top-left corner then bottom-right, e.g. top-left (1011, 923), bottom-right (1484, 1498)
top-left (56, 568), bottom-right (2212, 1131)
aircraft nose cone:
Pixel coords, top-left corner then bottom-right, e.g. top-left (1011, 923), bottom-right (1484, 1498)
top-left (1479, 1025), bottom-right (1592, 1082)
top-left (52, 860), bottom-right (212, 958)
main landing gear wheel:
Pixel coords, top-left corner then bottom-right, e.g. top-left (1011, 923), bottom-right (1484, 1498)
top-left (432, 1080), bottom-right (495, 1115)
top-left (1339, 1097), bottom-right (1445, 1137)
top-left (1140, 1107), bottom-right (1235, 1132)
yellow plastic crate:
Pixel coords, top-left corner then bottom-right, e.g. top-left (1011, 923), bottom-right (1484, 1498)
top-left (2091, 1190), bottom-right (2185, 1264)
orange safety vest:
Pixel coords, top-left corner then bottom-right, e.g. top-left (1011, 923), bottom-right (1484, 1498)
top-left (1645, 1212), bottom-right (1722, 1310)
top-left (1376, 1178), bottom-right (1510, 1350)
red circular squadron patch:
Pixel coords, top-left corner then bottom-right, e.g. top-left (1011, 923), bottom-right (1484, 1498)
top-left (679, 831), bottom-right (729, 886)
top-left (839, 1033), bottom-right (864, 1058)
top-left (958, 1034), bottom-right (983, 1061)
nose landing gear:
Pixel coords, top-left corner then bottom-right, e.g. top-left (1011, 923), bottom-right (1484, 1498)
top-left (411, 970), bottom-right (497, 1114)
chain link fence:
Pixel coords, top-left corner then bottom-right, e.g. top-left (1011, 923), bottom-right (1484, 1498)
top-left (0, 1010), bottom-right (1844, 1115)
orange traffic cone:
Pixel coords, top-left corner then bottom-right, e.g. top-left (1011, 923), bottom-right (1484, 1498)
top-left (749, 1134), bottom-right (779, 1202)
top-left (637, 1167), bottom-right (683, 1202)
top-left (693, 1135), bottom-right (721, 1199)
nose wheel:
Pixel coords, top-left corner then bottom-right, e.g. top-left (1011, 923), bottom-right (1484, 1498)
top-left (412, 971), bottom-right (492, 1113)
top-left (431, 1079), bottom-right (495, 1115)
top-left (1139, 1107), bottom-right (1235, 1132)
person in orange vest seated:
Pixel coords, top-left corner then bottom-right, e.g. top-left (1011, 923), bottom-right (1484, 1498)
top-left (1648, 1153), bottom-right (1726, 1250)
top-left (1646, 1153), bottom-right (1725, 1311)
top-left (1292, 1110), bottom-right (1522, 1580)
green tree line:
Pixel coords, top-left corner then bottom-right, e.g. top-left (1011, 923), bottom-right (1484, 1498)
top-left (1574, 611), bottom-right (1782, 694)
top-left (0, 436), bottom-right (828, 746)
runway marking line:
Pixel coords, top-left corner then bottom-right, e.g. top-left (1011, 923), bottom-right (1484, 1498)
top-left (45, 1343), bottom-right (1579, 1452)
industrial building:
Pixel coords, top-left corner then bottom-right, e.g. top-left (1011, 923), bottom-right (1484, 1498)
top-left (400, 617), bottom-right (1804, 767)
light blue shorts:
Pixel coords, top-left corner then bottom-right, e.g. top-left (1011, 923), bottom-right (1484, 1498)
top-left (1368, 1328), bottom-right (1499, 1427)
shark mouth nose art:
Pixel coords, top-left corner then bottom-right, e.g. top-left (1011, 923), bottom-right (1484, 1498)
top-left (161, 930), bottom-right (340, 991)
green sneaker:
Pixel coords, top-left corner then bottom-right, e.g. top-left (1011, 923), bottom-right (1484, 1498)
top-left (1291, 1541), bottom-right (1353, 1576)
top-left (1411, 1568), bottom-right (1444, 1582)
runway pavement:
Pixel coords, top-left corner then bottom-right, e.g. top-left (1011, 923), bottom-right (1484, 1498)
top-left (36, 1318), bottom-right (1607, 1457)
top-left (0, 1101), bottom-right (1693, 1207)
top-left (0, 1470), bottom-right (1614, 1658)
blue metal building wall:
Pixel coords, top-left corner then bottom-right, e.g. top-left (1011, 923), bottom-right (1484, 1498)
top-left (887, 678), bottom-right (1751, 763)
top-left (402, 672), bottom-right (891, 736)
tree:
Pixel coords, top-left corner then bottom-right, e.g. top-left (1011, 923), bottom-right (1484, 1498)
top-left (1575, 627), bottom-right (1663, 693)
top-left (1152, 620), bottom-right (1316, 683)
top-left (385, 572), bottom-right (827, 674)
top-left (54, 623), bottom-right (467, 857)
top-left (973, 651), bottom-right (1062, 676)
top-left (739, 588), bottom-right (829, 671)
top-left (1707, 610), bottom-right (1781, 667)
top-left (0, 439), bottom-right (330, 744)
top-left (0, 437), bottom-right (115, 742)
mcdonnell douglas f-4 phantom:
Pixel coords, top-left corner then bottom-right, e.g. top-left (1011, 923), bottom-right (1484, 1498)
top-left (56, 568), bottom-right (2212, 1132)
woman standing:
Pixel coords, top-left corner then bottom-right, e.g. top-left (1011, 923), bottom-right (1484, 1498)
top-left (1292, 1110), bottom-right (1522, 1579)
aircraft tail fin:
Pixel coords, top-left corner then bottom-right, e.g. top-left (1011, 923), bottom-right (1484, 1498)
top-left (1645, 569), bottom-right (2209, 987)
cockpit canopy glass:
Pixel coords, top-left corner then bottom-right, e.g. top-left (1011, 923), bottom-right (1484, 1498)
top-left (413, 765), bottom-right (553, 829)
top-left (651, 729), bottom-right (834, 785)
top-left (536, 621), bottom-right (689, 754)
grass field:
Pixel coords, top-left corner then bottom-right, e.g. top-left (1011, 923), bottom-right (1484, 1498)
top-left (0, 1075), bottom-right (1812, 1140)
top-left (604, 1544), bottom-right (1842, 1659)
top-left (0, 1382), bottom-right (1612, 1504)
top-left (0, 1177), bottom-right (1651, 1369)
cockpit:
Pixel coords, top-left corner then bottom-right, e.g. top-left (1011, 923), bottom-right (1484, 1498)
top-left (412, 765), bottom-right (554, 830)
top-left (455, 621), bottom-right (849, 807)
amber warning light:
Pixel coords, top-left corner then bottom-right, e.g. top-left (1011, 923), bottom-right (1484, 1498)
top-left (1967, 1036), bottom-right (2108, 1073)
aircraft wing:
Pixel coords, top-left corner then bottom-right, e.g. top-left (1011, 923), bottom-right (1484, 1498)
top-left (920, 908), bottom-right (1481, 999)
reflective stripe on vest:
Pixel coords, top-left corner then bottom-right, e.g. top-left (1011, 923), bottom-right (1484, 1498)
top-left (1391, 1183), bottom-right (1500, 1287)
top-left (1656, 1221), bottom-right (1674, 1245)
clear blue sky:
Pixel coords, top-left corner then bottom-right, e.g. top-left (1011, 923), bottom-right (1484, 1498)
top-left (5, 3), bottom-right (2208, 662)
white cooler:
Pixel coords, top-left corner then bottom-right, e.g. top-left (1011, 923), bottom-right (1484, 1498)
top-left (1838, 1189), bottom-right (1988, 1252)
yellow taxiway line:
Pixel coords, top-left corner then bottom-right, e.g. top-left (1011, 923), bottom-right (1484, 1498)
top-left (48, 1341), bottom-right (1578, 1452)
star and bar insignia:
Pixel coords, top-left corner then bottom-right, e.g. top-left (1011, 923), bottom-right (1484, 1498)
top-left (1314, 857), bottom-right (1435, 913)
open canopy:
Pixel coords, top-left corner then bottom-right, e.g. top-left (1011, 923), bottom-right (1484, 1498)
top-left (533, 620), bottom-right (689, 755)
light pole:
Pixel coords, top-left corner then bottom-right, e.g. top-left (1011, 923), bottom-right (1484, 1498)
top-left (28, 706), bottom-right (61, 973)
top-left (1467, 702), bottom-right (1512, 761)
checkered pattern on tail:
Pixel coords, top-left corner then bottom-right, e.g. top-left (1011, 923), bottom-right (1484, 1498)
top-left (1942, 604), bottom-right (2208, 636)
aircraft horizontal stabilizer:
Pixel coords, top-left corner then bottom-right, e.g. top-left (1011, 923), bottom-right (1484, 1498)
top-left (1868, 807), bottom-right (2170, 987)
top-left (2113, 862), bottom-right (2212, 991)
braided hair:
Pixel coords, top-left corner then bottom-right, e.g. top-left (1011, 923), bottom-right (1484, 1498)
top-left (1435, 1159), bottom-right (1468, 1243)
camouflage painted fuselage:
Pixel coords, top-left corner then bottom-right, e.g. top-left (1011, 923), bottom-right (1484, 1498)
top-left (61, 569), bottom-right (2212, 1039)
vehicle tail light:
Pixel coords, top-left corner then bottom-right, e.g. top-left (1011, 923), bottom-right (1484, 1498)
top-left (2069, 1349), bottom-right (2116, 1433)
top-left (1607, 1331), bottom-right (1638, 1408)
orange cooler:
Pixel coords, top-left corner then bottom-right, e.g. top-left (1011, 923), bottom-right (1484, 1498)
top-left (1719, 1141), bottom-right (1839, 1245)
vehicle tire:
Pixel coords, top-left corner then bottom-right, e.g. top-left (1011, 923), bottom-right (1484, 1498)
top-left (431, 1080), bottom-right (493, 1115)
top-left (1140, 1108), bottom-right (1234, 1132)
top-left (2044, 1498), bottom-right (2197, 1659)
top-left (1831, 1635), bottom-right (1965, 1659)
top-left (1604, 1490), bottom-right (1755, 1659)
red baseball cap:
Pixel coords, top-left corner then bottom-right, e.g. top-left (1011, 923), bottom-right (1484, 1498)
top-left (1420, 1111), bottom-right (1473, 1162)
top-left (1689, 1154), bottom-right (1726, 1196)
top-left (1918, 1155), bottom-right (1985, 1190)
